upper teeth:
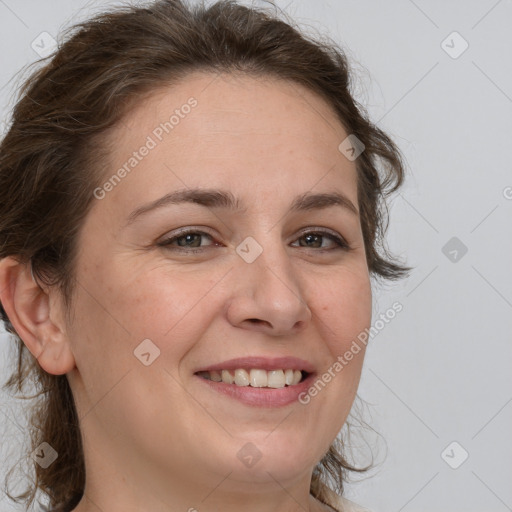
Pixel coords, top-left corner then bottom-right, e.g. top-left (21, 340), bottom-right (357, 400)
top-left (198, 369), bottom-right (304, 388)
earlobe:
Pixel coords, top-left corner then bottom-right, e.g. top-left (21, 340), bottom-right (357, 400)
top-left (0, 256), bottom-right (76, 375)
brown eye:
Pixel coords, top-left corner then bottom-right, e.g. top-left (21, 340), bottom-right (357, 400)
top-left (292, 230), bottom-right (349, 251)
top-left (158, 230), bottom-right (216, 251)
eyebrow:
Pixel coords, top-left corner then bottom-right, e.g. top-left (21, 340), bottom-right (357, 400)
top-left (124, 187), bottom-right (359, 227)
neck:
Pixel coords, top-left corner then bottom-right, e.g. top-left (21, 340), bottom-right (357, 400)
top-left (72, 476), bottom-right (333, 512)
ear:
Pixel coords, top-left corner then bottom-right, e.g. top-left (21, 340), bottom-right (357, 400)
top-left (0, 256), bottom-right (76, 375)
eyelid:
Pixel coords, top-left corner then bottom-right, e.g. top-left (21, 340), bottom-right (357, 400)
top-left (294, 226), bottom-right (344, 240)
top-left (163, 226), bottom-right (216, 239)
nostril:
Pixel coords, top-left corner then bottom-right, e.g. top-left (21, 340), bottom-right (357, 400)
top-left (246, 318), bottom-right (272, 328)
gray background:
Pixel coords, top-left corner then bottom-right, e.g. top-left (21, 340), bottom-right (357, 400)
top-left (0, 1), bottom-right (511, 511)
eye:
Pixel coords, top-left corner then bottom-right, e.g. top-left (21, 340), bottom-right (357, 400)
top-left (157, 229), bottom-right (218, 253)
top-left (157, 227), bottom-right (351, 254)
top-left (291, 229), bottom-right (350, 251)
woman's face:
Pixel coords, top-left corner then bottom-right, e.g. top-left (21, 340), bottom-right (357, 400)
top-left (64, 72), bottom-right (372, 502)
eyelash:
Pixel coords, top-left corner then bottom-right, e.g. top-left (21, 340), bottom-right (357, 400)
top-left (157, 228), bottom-right (351, 254)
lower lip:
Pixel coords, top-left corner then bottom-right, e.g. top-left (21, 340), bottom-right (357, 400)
top-left (194, 373), bottom-right (316, 407)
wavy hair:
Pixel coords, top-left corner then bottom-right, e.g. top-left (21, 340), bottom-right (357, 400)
top-left (0, 1), bottom-right (410, 510)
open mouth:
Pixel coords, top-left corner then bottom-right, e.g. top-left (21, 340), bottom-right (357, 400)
top-left (195, 369), bottom-right (310, 389)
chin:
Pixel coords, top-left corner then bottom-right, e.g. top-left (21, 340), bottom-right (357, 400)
top-left (216, 434), bottom-right (321, 486)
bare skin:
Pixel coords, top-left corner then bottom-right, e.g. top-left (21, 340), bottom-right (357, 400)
top-left (0, 72), bottom-right (372, 512)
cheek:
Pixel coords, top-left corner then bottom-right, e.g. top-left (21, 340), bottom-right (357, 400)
top-left (308, 268), bottom-right (371, 402)
top-left (67, 263), bottom-right (226, 428)
top-left (289, 270), bottom-right (371, 454)
top-left (315, 268), bottom-right (372, 357)
top-left (79, 263), bottom-right (226, 364)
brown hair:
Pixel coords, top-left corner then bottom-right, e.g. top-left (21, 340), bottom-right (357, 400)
top-left (0, 0), bottom-right (410, 510)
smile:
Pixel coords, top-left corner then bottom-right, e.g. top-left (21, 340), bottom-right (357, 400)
top-left (196, 368), bottom-right (307, 388)
top-left (193, 356), bottom-right (316, 407)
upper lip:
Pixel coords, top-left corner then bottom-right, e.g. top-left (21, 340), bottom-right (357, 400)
top-left (194, 356), bottom-right (316, 374)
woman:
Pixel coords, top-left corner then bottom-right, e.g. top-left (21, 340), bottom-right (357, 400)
top-left (0, 1), bottom-right (409, 511)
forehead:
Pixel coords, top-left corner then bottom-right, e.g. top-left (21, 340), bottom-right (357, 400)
top-left (98, 72), bottom-right (358, 217)
top-left (113, 71), bottom-right (350, 158)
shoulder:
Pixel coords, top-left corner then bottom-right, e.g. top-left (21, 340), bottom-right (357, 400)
top-left (322, 486), bottom-right (373, 512)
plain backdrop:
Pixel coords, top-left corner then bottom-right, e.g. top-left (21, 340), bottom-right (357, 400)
top-left (0, 1), bottom-right (511, 511)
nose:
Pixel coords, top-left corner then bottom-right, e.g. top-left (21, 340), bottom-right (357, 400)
top-left (225, 239), bottom-right (312, 336)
